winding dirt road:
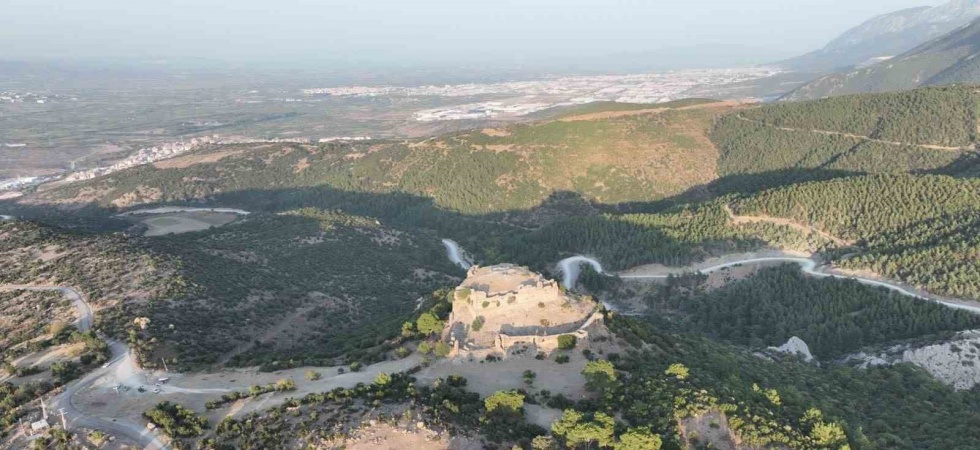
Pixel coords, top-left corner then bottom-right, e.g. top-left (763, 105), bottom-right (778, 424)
top-left (722, 204), bottom-right (854, 247)
top-left (734, 115), bottom-right (969, 152)
top-left (2, 283), bottom-right (423, 450)
top-left (0, 285), bottom-right (170, 449)
top-left (616, 255), bottom-right (980, 314)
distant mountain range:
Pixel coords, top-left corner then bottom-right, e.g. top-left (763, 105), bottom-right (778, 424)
top-left (780, 0), bottom-right (980, 72)
top-left (785, 16), bottom-right (980, 100)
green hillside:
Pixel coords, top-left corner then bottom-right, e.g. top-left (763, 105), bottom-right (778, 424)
top-left (785, 18), bottom-right (980, 101)
top-left (733, 174), bottom-right (980, 298)
top-left (29, 100), bottom-right (736, 215)
top-left (712, 86), bottom-right (979, 192)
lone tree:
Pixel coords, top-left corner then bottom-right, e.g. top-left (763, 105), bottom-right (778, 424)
top-left (557, 334), bottom-right (577, 350)
top-left (485, 390), bottom-right (525, 416)
top-left (417, 312), bottom-right (445, 336)
top-left (582, 360), bottom-right (617, 392)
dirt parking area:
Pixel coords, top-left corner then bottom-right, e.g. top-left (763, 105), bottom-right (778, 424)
top-left (140, 211), bottom-right (240, 236)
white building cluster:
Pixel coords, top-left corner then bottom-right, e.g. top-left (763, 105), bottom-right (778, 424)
top-left (0, 91), bottom-right (74, 104)
top-left (62, 136), bottom-right (222, 183)
top-left (304, 67), bottom-right (780, 122)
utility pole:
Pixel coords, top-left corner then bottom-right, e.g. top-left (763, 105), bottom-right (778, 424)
top-left (160, 357), bottom-right (169, 372)
top-left (40, 397), bottom-right (47, 420)
top-left (58, 409), bottom-right (68, 430)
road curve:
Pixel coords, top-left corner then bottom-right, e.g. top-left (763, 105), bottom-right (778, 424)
top-left (0, 285), bottom-right (93, 332)
top-left (0, 284), bottom-right (169, 449)
top-left (564, 255), bottom-right (980, 315)
top-left (52, 339), bottom-right (170, 450)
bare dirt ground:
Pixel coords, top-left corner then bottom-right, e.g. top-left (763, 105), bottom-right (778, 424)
top-left (72, 354), bottom-right (424, 426)
top-left (679, 410), bottom-right (737, 450)
top-left (418, 354), bottom-right (589, 400)
top-left (341, 422), bottom-right (483, 450)
top-left (480, 128), bottom-right (511, 137)
top-left (12, 342), bottom-right (84, 370)
top-left (416, 354), bottom-right (585, 430)
top-left (152, 149), bottom-right (246, 169)
top-left (704, 264), bottom-right (779, 290)
top-left (724, 205), bottom-right (853, 247)
top-left (140, 211), bottom-right (240, 236)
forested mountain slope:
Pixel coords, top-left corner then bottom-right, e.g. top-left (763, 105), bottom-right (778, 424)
top-left (733, 174), bottom-right (980, 298)
top-left (785, 18), bottom-right (980, 101)
top-left (712, 86), bottom-right (979, 192)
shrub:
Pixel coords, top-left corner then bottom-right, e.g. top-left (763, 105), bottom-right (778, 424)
top-left (557, 334), bottom-right (577, 350)
top-left (418, 341), bottom-right (433, 354)
top-left (582, 360), bottom-right (617, 392)
top-left (305, 370), bottom-right (321, 381)
top-left (665, 363), bottom-right (689, 380)
top-left (555, 355), bottom-right (570, 364)
top-left (523, 370), bottom-right (537, 385)
top-left (349, 362), bottom-right (363, 372)
top-left (417, 313), bottom-right (445, 336)
top-left (143, 401), bottom-right (209, 438)
top-left (434, 341), bottom-right (452, 357)
top-left (472, 317), bottom-right (485, 332)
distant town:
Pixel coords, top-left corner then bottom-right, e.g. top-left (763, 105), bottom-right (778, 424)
top-left (0, 135), bottom-right (372, 194)
top-left (303, 67), bottom-right (780, 121)
top-left (0, 91), bottom-right (75, 104)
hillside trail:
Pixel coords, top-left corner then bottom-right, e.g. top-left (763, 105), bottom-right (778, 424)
top-left (734, 114), bottom-right (969, 152)
top-left (557, 100), bottom-right (745, 122)
top-left (722, 204), bottom-right (854, 247)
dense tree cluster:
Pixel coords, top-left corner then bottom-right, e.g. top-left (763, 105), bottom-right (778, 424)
top-left (733, 174), bottom-right (980, 298)
top-left (143, 401), bottom-right (209, 440)
top-left (656, 265), bottom-right (980, 358)
top-left (610, 315), bottom-right (980, 449)
top-left (711, 86), bottom-right (977, 194)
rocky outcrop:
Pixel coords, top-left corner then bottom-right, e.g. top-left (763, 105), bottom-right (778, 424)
top-left (768, 336), bottom-right (815, 362)
top-left (842, 330), bottom-right (980, 390)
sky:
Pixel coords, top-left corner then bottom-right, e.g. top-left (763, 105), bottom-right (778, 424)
top-left (0, 0), bottom-right (945, 70)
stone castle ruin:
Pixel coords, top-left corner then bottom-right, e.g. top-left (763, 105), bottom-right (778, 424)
top-left (445, 264), bottom-right (601, 357)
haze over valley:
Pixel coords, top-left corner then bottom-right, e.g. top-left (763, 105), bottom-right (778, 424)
top-left (3, 1), bottom-right (980, 450)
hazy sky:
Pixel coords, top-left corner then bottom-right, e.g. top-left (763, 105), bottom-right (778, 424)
top-left (1, 0), bottom-right (945, 70)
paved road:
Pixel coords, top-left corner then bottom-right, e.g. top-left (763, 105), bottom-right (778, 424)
top-left (616, 256), bottom-right (980, 314)
top-left (51, 339), bottom-right (170, 450)
top-left (0, 284), bottom-right (169, 449)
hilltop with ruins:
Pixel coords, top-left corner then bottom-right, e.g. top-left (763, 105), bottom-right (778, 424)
top-left (444, 264), bottom-right (601, 357)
